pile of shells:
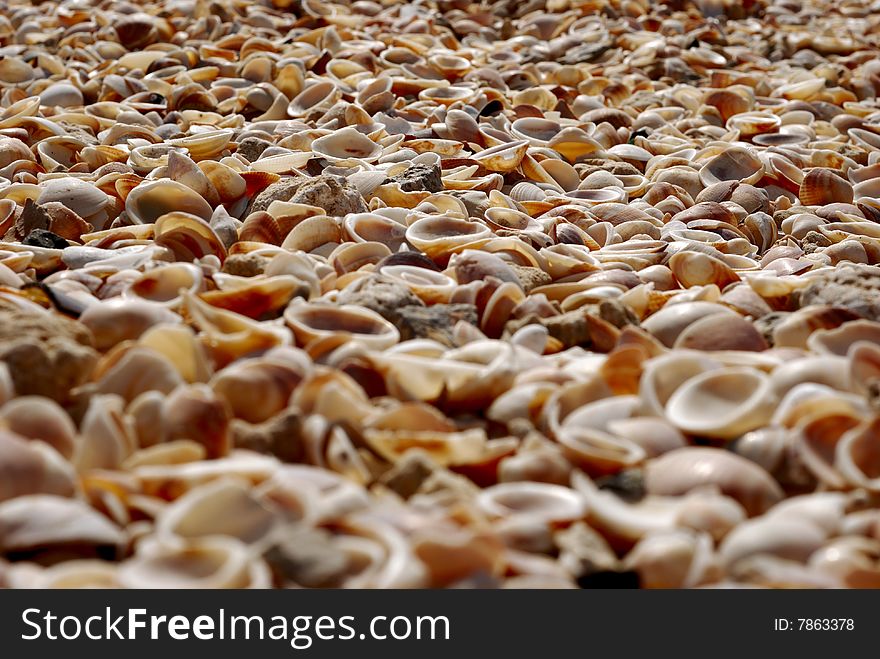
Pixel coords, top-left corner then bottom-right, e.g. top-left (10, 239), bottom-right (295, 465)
top-left (5, 0), bottom-right (880, 589)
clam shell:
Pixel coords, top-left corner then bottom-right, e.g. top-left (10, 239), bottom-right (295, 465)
top-left (126, 179), bottom-right (213, 225)
top-left (665, 367), bottom-right (776, 439)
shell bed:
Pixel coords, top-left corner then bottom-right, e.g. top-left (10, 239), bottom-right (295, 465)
top-left (1, 0), bottom-right (880, 588)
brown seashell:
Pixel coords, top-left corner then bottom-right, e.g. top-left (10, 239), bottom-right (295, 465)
top-left (155, 212), bottom-right (227, 263)
top-left (674, 314), bottom-right (768, 352)
top-left (799, 168), bottom-right (854, 206)
top-left (199, 276), bottom-right (303, 320)
top-left (238, 212), bottom-right (285, 245)
top-left (668, 251), bottom-right (740, 290)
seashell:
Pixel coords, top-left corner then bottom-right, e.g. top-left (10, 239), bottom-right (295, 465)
top-left (799, 168), bottom-right (854, 206)
top-left (510, 118), bottom-right (561, 146)
top-left (211, 357), bottom-right (306, 424)
top-left (182, 291), bottom-right (291, 366)
top-left (125, 180), bottom-right (213, 225)
top-left (699, 147), bottom-right (764, 186)
top-left (80, 298), bottom-right (181, 351)
top-left (284, 302), bottom-right (399, 351)
top-left (119, 536), bottom-right (270, 589)
top-left (665, 367), bottom-right (776, 439)
top-left (125, 263), bottom-right (203, 308)
top-left (771, 306), bottom-right (860, 349)
top-left (343, 212), bottom-right (408, 250)
top-left (836, 417), bottom-right (880, 491)
top-left (405, 215), bottom-right (493, 261)
top-left (155, 212), bottom-right (227, 263)
top-left (381, 265), bottom-right (457, 304)
top-left (75, 394), bottom-right (138, 471)
top-left (770, 355), bottom-right (851, 398)
top-left (139, 324), bottom-right (212, 384)
top-left (477, 482), bottom-right (586, 525)
top-left (720, 514), bottom-right (827, 568)
top-left (280, 215), bottom-right (343, 253)
top-left (472, 140), bottom-right (529, 173)
top-left (0, 397), bottom-right (76, 459)
top-left (0, 495), bottom-right (124, 558)
top-left (624, 529), bottom-right (719, 589)
top-left (199, 161), bottom-right (246, 203)
top-left (200, 275), bottom-right (303, 319)
top-left (850, 341), bottom-right (880, 396)
top-left (311, 127), bottom-right (383, 163)
top-left (668, 250), bottom-right (740, 290)
top-left (807, 320), bottom-right (880, 356)
top-left (641, 301), bottom-right (739, 347)
top-left (157, 478), bottom-right (277, 546)
top-left (809, 536), bottom-right (880, 588)
top-left (168, 130), bottom-right (234, 162)
top-left (645, 447), bottom-right (783, 516)
top-left (674, 313), bottom-right (768, 352)
top-left (0, 429), bottom-right (76, 502)
top-left (287, 80), bottom-right (340, 118)
top-left (37, 178), bottom-right (112, 229)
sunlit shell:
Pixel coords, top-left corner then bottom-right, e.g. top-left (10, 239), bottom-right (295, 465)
top-left (311, 127), bottom-right (383, 163)
top-left (405, 215), bottom-right (493, 259)
top-left (126, 179), bottom-right (213, 225)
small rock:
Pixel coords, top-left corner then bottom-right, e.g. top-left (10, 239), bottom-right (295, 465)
top-left (221, 252), bottom-right (270, 277)
top-left (0, 307), bottom-right (97, 403)
top-left (509, 264), bottom-right (552, 293)
top-left (556, 521), bottom-right (621, 580)
top-left (264, 525), bottom-right (351, 588)
top-left (595, 469), bottom-right (646, 502)
top-left (41, 203), bottom-right (92, 242)
top-left (597, 299), bottom-right (640, 329)
top-left (230, 408), bottom-right (305, 463)
top-left (236, 136), bottom-right (273, 163)
top-left (336, 275), bottom-right (424, 324)
top-left (209, 208), bottom-right (240, 250)
top-left (505, 310), bottom-right (620, 351)
top-left (6, 199), bottom-right (48, 240)
top-left (447, 190), bottom-right (490, 218)
top-left (379, 452), bottom-right (438, 499)
top-left (247, 174), bottom-right (368, 217)
top-left (386, 163), bottom-right (443, 193)
top-left (395, 304), bottom-right (479, 346)
top-left (753, 311), bottom-right (790, 346)
top-left (23, 228), bottom-right (70, 249)
top-left (577, 161), bottom-right (642, 177)
top-left (797, 263), bottom-right (880, 320)
top-left (801, 230), bottom-right (833, 252)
